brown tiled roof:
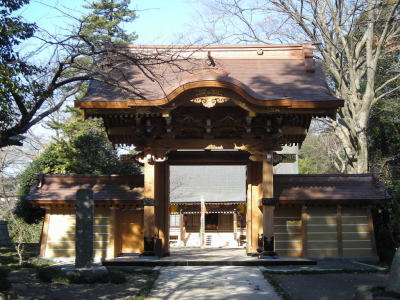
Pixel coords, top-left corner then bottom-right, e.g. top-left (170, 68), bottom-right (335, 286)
top-left (83, 59), bottom-right (336, 103)
top-left (77, 44), bottom-right (341, 107)
top-left (27, 173), bottom-right (388, 205)
top-left (274, 174), bottom-right (389, 204)
top-left (26, 174), bottom-right (143, 202)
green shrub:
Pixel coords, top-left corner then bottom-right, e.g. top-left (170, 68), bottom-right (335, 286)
top-left (108, 270), bottom-right (127, 284)
top-left (36, 267), bottom-right (127, 284)
top-left (36, 267), bottom-right (62, 283)
top-left (0, 268), bottom-right (11, 292)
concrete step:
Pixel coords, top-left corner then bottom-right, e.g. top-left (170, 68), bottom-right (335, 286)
top-left (102, 257), bottom-right (316, 267)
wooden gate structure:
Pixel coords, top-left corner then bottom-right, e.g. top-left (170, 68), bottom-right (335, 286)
top-left (75, 44), bottom-right (344, 256)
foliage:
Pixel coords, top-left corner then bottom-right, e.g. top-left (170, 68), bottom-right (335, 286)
top-left (15, 108), bottom-right (140, 223)
top-left (36, 267), bottom-right (127, 284)
top-left (135, 270), bottom-right (160, 300)
top-left (0, 0), bottom-right (42, 147)
top-left (0, 268), bottom-right (11, 292)
top-left (368, 94), bottom-right (400, 262)
top-left (298, 121), bottom-right (340, 174)
top-left (0, 244), bottom-right (41, 268)
top-left (6, 216), bottom-right (42, 265)
top-left (81, 0), bottom-right (137, 45)
top-left (0, 0), bottom-right (154, 149)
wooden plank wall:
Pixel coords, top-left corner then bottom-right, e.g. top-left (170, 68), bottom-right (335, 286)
top-left (273, 207), bottom-right (302, 256)
top-left (274, 206), bottom-right (377, 259)
top-left (306, 207), bottom-right (338, 258)
top-left (341, 207), bottom-right (375, 258)
top-left (44, 209), bottom-right (111, 259)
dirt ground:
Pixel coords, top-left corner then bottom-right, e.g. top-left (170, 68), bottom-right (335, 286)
top-left (6, 268), bottom-right (152, 300)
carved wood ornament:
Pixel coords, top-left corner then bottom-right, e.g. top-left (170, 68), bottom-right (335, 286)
top-left (189, 87), bottom-right (231, 108)
top-left (190, 96), bottom-right (230, 108)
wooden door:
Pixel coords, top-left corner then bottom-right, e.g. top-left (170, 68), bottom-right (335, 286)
top-left (118, 210), bottom-right (144, 254)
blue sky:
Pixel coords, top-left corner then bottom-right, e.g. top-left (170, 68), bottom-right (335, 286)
top-left (11, 0), bottom-right (206, 158)
top-left (20, 0), bottom-right (200, 45)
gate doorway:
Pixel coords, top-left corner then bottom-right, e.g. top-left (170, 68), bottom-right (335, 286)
top-left (168, 152), bottom-right (248, 250)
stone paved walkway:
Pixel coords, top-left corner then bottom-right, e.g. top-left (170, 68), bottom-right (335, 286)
top-left (147, 266), bottom-right (281, 300)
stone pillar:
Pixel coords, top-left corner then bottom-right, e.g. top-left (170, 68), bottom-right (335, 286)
top-left (143, 161), bottom-right (156, 256)
top-left (261, 152), bottom-right (276, 256)
top-left (75, 188), bottom-right (94, 268)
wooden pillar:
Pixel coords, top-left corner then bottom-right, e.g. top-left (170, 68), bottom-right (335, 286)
top-left (39, 211), bottom-right (50, 258)
top-left (337, 205), bottom-right (343, 257)
top-left (233, 211), bottom-right (238, 246)
top-left (246, 161), bottom-right (263, 254)
top-left (179, 210), bottom-right (184, 246)
top-left (200, 197), bottom-right (205, 248)
top-left (154, 161), bottom-right (169, 256)
top-left (261, 152), bottom-right (276, 256)
top-left (143, 161), bottom-right (156, 255)
top-left (301, 205), bottom-right (308, 257)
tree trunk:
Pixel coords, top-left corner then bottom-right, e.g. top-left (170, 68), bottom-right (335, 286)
top-left (346, 130), bottom-right (369, 174)
top-left (331, 121), bottom-right (369, 174)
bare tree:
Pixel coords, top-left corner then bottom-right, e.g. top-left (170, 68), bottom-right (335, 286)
top-left (197, 0), bottom-right (400, 173)
top-left (1, 0), bottom-right (193, 149)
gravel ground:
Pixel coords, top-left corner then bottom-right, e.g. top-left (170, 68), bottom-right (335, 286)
top-left (270, 272), bottom-right (388, 300)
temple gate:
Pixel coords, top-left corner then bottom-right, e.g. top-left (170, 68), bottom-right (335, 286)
top-left (75, 44), bottom-right (343, 257)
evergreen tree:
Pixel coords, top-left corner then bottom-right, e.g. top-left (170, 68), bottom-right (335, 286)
top-left (0, 0), bottom-right (150, 148)
top-left (15, 108), bottom-right (140, 223)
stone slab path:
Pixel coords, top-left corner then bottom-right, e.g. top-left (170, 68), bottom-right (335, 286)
top-left (147, 266), bottom-right (281, 300)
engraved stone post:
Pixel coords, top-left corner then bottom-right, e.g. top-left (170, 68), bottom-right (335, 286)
top-left (387, 248), bottom-right (400, 293)
top-left (75, 189), bottom-right (94, 268)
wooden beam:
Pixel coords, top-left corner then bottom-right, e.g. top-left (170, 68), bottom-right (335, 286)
top-left (167, 150), bottom-right (250, 165)
top-left (75, 101), bottom-right (130, 109)
top-left (146, 138), bottom-right (272, 153)
top-left (28, 200), bottom-right (143, 207)
top-left (39, 211), bottom-right (50, 258)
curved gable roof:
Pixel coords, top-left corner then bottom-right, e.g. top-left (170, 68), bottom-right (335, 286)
top-left (76, 44), bottom-right (342, 110)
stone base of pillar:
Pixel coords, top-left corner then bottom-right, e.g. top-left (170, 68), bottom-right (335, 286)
top-left (142, 237), bottom-right (155, 256)
top-left (261, 235), bottom-right (277, 257)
